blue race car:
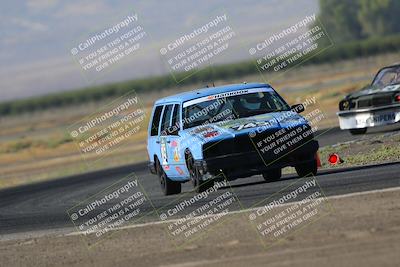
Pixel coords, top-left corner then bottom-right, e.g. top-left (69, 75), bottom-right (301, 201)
top-left (147, 83), bottom-right (319, 195)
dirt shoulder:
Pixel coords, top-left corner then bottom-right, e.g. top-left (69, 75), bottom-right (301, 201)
top-left (318, 130), bottom-right (400, 168)
top-left (1, 188), bottom-right (399, 267)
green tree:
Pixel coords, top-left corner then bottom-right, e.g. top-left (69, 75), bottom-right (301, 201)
top-left (316, 0), bottom-right (400, 43)
top-left (317, 0), bottom-right (362, 43)
top-left (358, 0), bottom-right (400, 37)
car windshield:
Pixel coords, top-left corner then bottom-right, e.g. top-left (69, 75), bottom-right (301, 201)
top-left (372, 66), bottom-right (400, 87)
top-left (183, 89), bottom-right (290, 129)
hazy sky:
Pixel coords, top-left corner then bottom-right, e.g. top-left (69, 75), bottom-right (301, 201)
top-left (0, 0), bottom-right (318, 101)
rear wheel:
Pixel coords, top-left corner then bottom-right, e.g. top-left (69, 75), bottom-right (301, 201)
top-left (155, 158), bottom-right (181, 196)
top-left (185, 152), bottom-right (213, 193)
top-left (262, 168), bottom-right (282, 182)
top-left (349, 128), bottom-right (367, 135)
top-left (295, 159), bottom-right (318, 177)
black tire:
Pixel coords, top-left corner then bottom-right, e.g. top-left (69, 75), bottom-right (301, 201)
top-left (295, 159), bottom-right (318, 177)
top-left (185, 152), bottom-right (213, 193)
top-left (262, 168), bottom-right (282, 182)
top-left (155, 158), bottom-right (181, 196)
top-left (349, 128), bottom-right (367, 135)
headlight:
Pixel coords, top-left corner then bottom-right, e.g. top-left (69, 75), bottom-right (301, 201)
top-left (339, 99), bottom-right (355, 110)
top-left (339, 100), bottom-right (350, 111)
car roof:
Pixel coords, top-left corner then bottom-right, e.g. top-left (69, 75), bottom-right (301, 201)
top-left (378, 63), bottom-right (400, 71)
top-left (154, 83), bottom-right (272, 105)
top-left (372, 63), bottom-right (400, 83)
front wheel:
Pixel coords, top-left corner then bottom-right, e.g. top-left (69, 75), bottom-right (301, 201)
top-left (186, 152), bottom-right (213, 193)
top-left (262, 168), bottom-right (282, 182)
top-left (295, 159), bottom-right (317, 177)
top-left (349, 128), bottom-right (367, 135)
top-left (155, 159), bottom-right (181, 196)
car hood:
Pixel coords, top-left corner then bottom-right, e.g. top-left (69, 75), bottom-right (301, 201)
top-left (180, 112), bottom-right (308, 142)
top-left (345, 84), bottom-right (400, 99)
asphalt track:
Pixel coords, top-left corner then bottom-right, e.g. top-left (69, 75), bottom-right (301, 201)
top-left (0, 126), bottom-right (399, 235)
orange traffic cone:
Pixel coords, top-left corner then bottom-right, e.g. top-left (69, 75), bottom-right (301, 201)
top-left (328, 153), bottom-right (344, 165)
top-left (315, 152), bottom-right (322, 168)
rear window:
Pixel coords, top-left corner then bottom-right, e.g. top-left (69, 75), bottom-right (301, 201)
top-left (150, 105), bottom-right (163, 136)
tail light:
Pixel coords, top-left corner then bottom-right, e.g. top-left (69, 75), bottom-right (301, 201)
top-left (395, 94), bottom-right (400, 102)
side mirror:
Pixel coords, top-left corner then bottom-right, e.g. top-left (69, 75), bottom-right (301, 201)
top-left (166, 125), bottom-right (180, 136)
top-left (291, 104), bottom-right (305, 113)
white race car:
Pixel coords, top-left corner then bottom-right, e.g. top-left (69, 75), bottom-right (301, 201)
top-left (337, 63), bottom-right (400, 135)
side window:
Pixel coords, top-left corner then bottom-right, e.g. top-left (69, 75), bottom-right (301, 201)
top-left (150, 105), bottom-right (163, 136)
top-left (171, 104), bottom-right (181, 129)
top-left (160, 104), bottom-right (173, 134)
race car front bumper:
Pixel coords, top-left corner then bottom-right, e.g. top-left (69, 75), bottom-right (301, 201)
top-left (197, 139), bottom-right (319, 179)
top-left (337, 104), bottom-right (400, 129)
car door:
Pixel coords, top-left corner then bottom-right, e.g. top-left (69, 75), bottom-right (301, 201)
top-left (165, 104), bottom-right (188, 179)
top-left (147, 105), bottom-right (164, 167)
top-left (159, 104), bottom-right (174, 176)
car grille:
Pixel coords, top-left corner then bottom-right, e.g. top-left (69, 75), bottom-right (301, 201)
top-left (357, 94), bottom-right (393, 109)
top-left (203, 134), bottom-right (255, 158)
top-left (203, 125), bottom-right (313, 159)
